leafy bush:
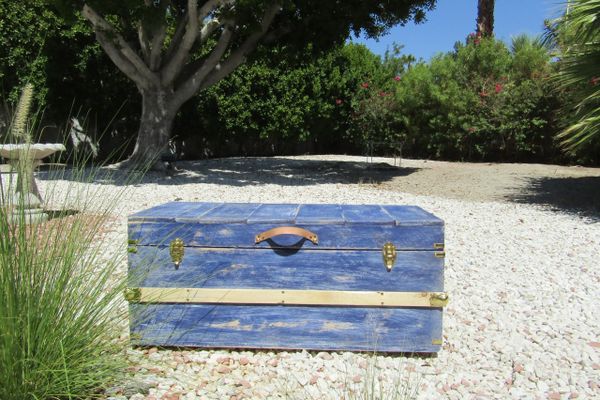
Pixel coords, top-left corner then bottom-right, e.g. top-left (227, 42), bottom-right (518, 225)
top-left (353, 35), bottom-right (572, 163)
top-left (548, 0), bottom-right (600, 154)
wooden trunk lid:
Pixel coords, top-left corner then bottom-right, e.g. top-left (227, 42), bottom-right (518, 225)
top-left (128, 202), bottom-right (443, 250)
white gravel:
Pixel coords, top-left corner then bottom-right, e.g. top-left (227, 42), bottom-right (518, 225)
top-left (31, 155), bottom-right (600, 399)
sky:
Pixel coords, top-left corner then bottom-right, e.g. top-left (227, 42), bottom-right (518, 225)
top-left (354, 0), bottom-right (567, 60)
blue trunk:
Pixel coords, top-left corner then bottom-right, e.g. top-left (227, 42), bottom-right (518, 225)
top-left (127, 202), bottom-right (446, 353)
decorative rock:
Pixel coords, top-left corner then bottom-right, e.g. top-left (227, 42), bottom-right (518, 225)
top-left (46, 155), bottom-right (600, 400)
top-left (316, 352), bottom-right (333, 360)
top-left (239, 357), bottom-right (250, 366)
top-left (217, 366), bottom-right (231, 374)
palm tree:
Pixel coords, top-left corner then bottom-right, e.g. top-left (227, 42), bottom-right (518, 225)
top-left (476, 0), bottom-right (495, 36)
top-left (551, 0), bottom-right (600, 152)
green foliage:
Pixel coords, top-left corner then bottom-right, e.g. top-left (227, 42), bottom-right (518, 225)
top-left (350, 35), bottom-right (570, 163)
top-left (0, 0), bottom-right (139, 160)
top-left (0, 0), bottom-right (61, 103)
top-left (550, 0), bottom-right (600, 152)
top-left (179, 44), bottom-right (374, 156)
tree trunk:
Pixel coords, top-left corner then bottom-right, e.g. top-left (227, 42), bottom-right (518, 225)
top-left (126, 89), bottom-right (176, 170)
top-left (476, 0), bottom-right (495, 37)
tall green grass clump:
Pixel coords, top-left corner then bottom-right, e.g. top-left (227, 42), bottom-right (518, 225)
top-left (0, 86), bottom-right (143, 399)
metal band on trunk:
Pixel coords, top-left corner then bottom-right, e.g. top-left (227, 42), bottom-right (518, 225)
top-left (125, 287), bottom-right (449, 308)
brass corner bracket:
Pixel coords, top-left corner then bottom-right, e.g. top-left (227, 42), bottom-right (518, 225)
top-left (124, 287), bottom-right (141, 303)
top-left (429, 292), bottom-right (449, 307)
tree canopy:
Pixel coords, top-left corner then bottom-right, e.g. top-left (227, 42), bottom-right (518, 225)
top-left (41, 0), bottom-right (436, 168)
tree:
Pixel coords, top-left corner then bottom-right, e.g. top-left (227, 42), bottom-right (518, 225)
top-left (46, 0), bottom-right (436, 169)
top-left (548, 0), bottom-right (600, 152)
top-left (476, 0), bottom-right (495, 37)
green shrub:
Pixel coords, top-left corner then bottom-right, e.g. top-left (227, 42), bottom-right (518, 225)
top-left (351, 35), bottom-right (571, 163)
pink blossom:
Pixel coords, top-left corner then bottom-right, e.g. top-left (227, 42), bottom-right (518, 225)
top-left (360, 82), bottom-right (369, 89)
top-left (394, 76), bottom-right (401, 81)
top-left (495, 83), bottom-right (503, 93)
top-left (335, 98), bottom-right (343, 105)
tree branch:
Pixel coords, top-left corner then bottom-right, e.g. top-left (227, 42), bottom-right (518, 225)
top-left (94, 29), bottom-right (150, 90)
top-left (82, 4), bottom-right (159, 87)
top-left (163, 13), bottom-right (188, 66)
top-left (199, 18), bottom-right (222, 43)
top-left (199, 2), bottom-right (280, 90)
top-left (149, 24), bottom-right (167, 70)
top-left (138, 25), bottom-right (151, 64)
top-left (161, 0), bottom-right (199, 85)
top-left (171, 24), bottom-right (234, 111)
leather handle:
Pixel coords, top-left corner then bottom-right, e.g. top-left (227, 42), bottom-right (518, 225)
top-left (255, 227), bottom-right (319, 245)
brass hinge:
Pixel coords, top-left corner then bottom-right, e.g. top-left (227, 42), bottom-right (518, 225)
top-left (170, 238), bottom-right (185, 269)
top-left (382, 242), bottom-right (397, 272)
top-left (429, 292), bottom-right (449, 307)
top-left (433, 242), bottom-right (445, 258)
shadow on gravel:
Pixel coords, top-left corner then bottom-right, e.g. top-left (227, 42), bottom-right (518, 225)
top-left (507, 176), bottom-right (600, 220)
top-left (38, 158), bottom-right (420, 187)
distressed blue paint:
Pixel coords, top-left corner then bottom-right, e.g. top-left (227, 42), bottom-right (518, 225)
top-left (247, 204), bottom-right (300, 223)
top-left (129, 304), bottom-right (443, 353)
top-left (295, 204), bottom-right (344, 224)
top-left (129, 248), bottom-right (444, 291)
top-left (130, 202), bottom-right (206, 220)
top-left (193, 203), bottom-right (261, 223)
top-left (127, 202), bottom-right (446, 353)
top-left (382, 205), bottom-right (443, 226)
top-left (341, 205), bottom-right (395, 225)
top-left (128, 222), bottom-right (443, 250)
top-left (131, 203), bottom-right (443, 226)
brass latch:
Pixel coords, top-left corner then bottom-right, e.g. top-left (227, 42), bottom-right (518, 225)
top-left (170, 238), bottom-right (185, 269)
top-left (429, 292), bottom-right (449, 307)
top-left (382, 242), bottom-right (397, 272)
top-left (434, 242), bottom-right (445, 258)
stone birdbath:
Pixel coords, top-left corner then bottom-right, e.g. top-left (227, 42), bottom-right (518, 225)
top-left (0, 143), bottom-right (66, 222)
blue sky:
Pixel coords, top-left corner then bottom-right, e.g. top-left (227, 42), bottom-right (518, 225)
top-left (354, 0), bottom-right (567, 60)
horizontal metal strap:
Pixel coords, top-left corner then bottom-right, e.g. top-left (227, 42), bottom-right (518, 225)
top-left (124, 287), bottom-right (449, 308)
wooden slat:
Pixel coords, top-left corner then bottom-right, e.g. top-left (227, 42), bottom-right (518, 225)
top-left (341, 205), bottom-right (395, 225)
top-left (129, 248), bottom-right (444, 292)
top-left (247, 204), bottom-right (300, 223)
top-left (128, 221), bottom-right (444, 249)
top-left (133, 287), bottom-right (447, 307)
top-left (129, 304), bottom-right (443, 352)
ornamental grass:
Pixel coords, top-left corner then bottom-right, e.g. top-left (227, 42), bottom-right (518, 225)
top-left (0, 89), bottom-right (144, 398)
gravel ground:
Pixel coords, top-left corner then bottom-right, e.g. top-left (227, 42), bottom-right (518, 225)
top-left (28, 155), bottom-right (600, 399)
